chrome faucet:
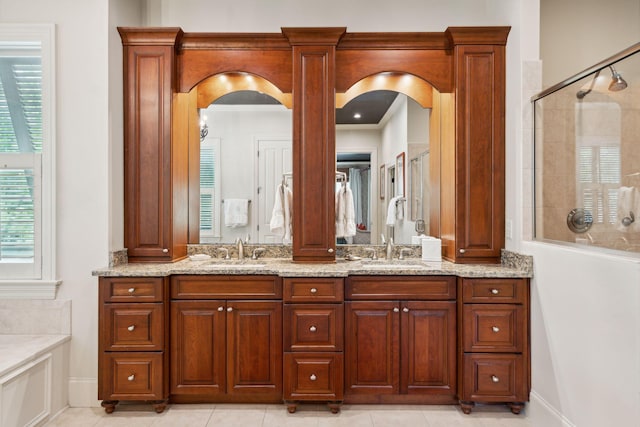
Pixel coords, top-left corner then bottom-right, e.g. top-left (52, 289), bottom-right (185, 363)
top-left (236, 237), bottom-right (244, 260)
top-left (252, 247), bottom-right (266, 260)
top-left (385, 237), bottom-right (394, 260)
top-left (217, 247), bottom-right (230, 260)
top-left (398, 247), bottom-right (412, 260)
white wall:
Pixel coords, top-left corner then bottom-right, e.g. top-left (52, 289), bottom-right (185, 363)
top-left (526, 2), bottom-right (640, 426)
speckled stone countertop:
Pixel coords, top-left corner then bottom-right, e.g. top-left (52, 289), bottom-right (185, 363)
top-left (93, 248), bottom-right (532, 279)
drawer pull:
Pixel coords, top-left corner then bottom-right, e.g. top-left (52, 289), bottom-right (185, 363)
top-left (127, 288), bottom-right (135, 294)
top-left (162, 248), bottom-right (169, 253)
top-left (310, 374), bottom-right (317, 381)
top-left (491, 288), bottom-right (499, 295)
top-left (309, 326), bottom-right (317, 332)
top-left (327, 248), bottom-right (334, 253)
top-left (492, 326), bottom-right (500, 333)
top-left (227, 307), bottom-right (233, 312)
top-left (491, 375), bottom-right (500, 383)
top-left (218, 306), bottom-right (224, 312)
top-left (459, 248), bottom-right (466, 254)
top-left (310, 288), bottom-right (317, 294)
top-left (402, 307), bottom-right (409, 313)
top-left (127, 325), bottom-right (135, 332)
top-left (393, 307), bottom-right (399, 313)
top-left (127, 374), bottom-right (135, 381)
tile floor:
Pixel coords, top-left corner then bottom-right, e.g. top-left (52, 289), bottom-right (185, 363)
top-left (44, 403), bottom-right (532, 427)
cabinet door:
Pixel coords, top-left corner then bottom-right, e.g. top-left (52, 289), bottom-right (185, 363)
top-left (226, 301), bottom-right (282, 399)
top-left (345, 301), bottom-right (399, 395)
top-left (170, 300), bottom-right (226, 397)
top-left (452, 44), bottom-right (505, 263)
top-left (400, 301), bottom-right (456, 396)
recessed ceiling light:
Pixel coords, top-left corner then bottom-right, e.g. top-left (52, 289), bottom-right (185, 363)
top-left (353, 113), bottom-right (362, 119)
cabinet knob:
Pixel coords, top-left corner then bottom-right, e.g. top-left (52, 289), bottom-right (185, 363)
top-left (127, 374), bottom-right (135, 381)
top-left (459, 249), bottom-right (466, 254)
top-left (492, 326), bottom-right (500, 333)
top-left (393, 307), bottom-right (399, 313)
top-left (127, 325), bottom-right (135, 332)
top-left (309, 326), bottom-right (317, 332)
top-left (227, 307), bottom-right (233, 312)
top-left (491, 375), bottom-right (500, 383)
top-left (310, 288), bottom-right (317, 294)
top-left (218, 306), bottom-right (224, 312)
top-left (491, 288), bottom-right (499, 295)
top-left (402, 307), bottom-right (409, 313)
top-left (127, 288), bottom-right (135, 294)
top-left (310, 374), bottom-right (317, 381)
top-left (162, 248), bottom-right (169, 253)
top-left (327, 248), bottom-right (334, 253)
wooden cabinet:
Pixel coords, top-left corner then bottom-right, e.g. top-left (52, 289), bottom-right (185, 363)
top-left (118, 27), bottom-right (510, 265)
top-left (170, 275), bottom-right (282, 403)
top-left (344, 276), bottom-right (457, 403)
top-left (98, 277), bottom-right (169, 413)
top-left (440, 29), bottom-right (509, 264)
top-left (458, 278), bottom-right (530, 414)
top-left (283, 278), bottom-right (344, 413)
top-left (119, 28), bottom-right (189, 263)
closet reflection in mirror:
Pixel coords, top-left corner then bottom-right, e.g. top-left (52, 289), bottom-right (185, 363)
top-left (336, 90), bottom-right (433, 245)
top-left (199, 90), bottom-right (292, 244)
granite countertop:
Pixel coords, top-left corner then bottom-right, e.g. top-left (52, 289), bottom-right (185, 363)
top-left (93, 249), bottom-right (533, 279)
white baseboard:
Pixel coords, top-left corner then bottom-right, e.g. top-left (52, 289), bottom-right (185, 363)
top-left (529, 391), bottom-right (576, 427)
top-left (68, 377), bottom-right (100, 408)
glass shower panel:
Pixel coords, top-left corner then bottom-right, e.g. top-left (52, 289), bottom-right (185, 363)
top-left (533, 44), bottom-right (640, 255)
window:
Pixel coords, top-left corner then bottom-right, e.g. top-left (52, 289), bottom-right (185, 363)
top-left (0, 25), bottom-right (55, 291)
top-left (200, 136), bottom-right (221, 241)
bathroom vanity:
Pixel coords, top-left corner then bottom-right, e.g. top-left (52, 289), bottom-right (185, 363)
top-left (95, 255), bottom-right (531, 415)
top-left (100, 24), bottom-right (526, 416)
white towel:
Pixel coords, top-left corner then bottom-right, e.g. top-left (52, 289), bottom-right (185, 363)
top-left (270, 184), bottom-right (293, 243)
top-left (224, 199), bottom-right (249, 228)
top-left (617, 186), bottom-right (640, 232)
top-left (386, 196), bottom-right (403, 226)
top-left (336, 186), bottom-right (356, 238)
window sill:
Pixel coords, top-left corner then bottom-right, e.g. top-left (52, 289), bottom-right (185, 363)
top-left (0, 280), bottom-right (61, 299)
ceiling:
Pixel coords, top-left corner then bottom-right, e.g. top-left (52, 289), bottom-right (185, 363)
top-left (214, 90), bottom-right (398, 125)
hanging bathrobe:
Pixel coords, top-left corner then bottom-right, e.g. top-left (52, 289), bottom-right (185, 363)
top-left (270, 184), bottom-right (293, 243)
top-left (336, 185), bottom-right (356, 238)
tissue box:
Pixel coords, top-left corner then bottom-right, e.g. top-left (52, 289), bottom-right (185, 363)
top-left (421, 237), bottom-right (442, 262)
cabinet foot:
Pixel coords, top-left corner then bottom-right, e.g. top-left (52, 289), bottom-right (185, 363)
top-left (460, 401), bottom-right (475, 414)
top-left (101, 400), bottom-right (118, 414)
top-left (327, 402), bottom-right (342, 414)
top-left (153, 400), bottom-right (168, 413)
top-left (286, 402), bottom-right (297, 413)
top-left (509, 402), bottom-right (524, 415)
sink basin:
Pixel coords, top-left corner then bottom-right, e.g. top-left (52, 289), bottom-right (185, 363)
top-left (359, 260), bottom-right (435, 270)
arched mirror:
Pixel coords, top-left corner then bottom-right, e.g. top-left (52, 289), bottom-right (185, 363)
top-left (336, 73), bottom-right (438, 245)
top-left (195, 72), bottom-right (293, 244)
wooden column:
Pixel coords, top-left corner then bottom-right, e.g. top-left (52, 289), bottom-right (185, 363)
top-left (119, 28), bottom-right (187, 262)
top-left (283, 28), bottom-right (346, 263)
top-left (443, 27), bottom-right (510, 264)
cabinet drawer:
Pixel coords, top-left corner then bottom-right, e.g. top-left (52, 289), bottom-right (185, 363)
top-left (284, 304), bottom-right (344, 352)
top-left (462, 354), bottom-right (526, 402)
top-left (463, 304), bottom-right (524, 353)
top-left (461, 278), bottom-right (526, 304)
top-left (102, 304), bottom-right (164, 351)
top-left (99, 352), bottom-right (164, 400)
top-left (171, 275), bottom-right (281, 299)
top-left (283, 278), bottom-right (344, 302)
top-left (284, 353), bottom-right (343, 400)
top-left (347, 276), bottom-right (455, 300)
top-left (100, 277), bottom-right (164, 303)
